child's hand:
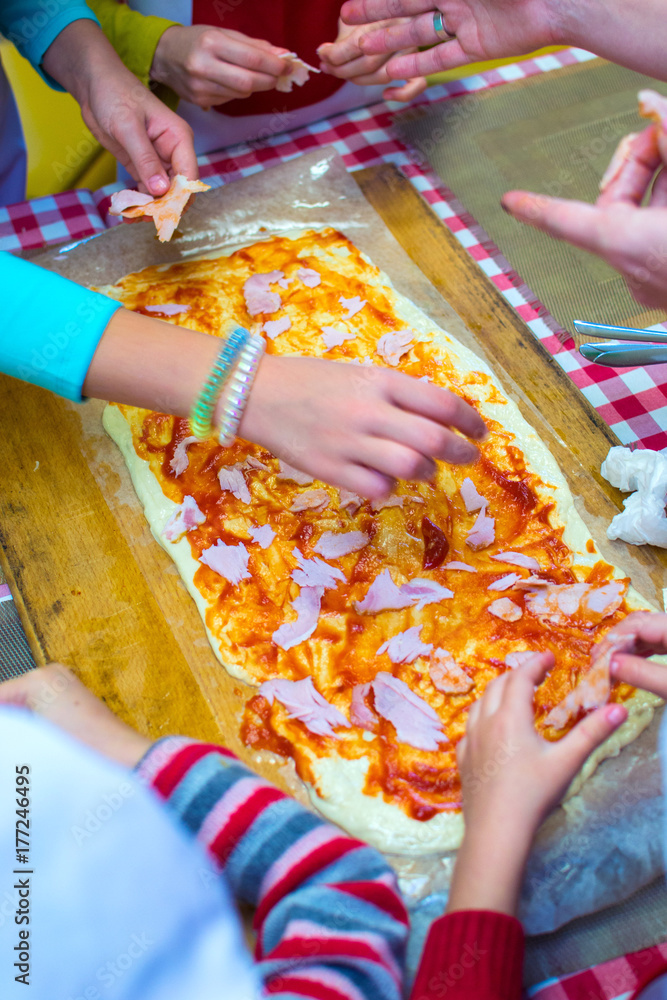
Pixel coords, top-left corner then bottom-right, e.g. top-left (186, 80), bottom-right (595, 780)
top-left (151, 25), bottom-right (290, 109)
top-left (448, 653), bottom-right (627, 915)
top-left (0, 665), bottom-right (151, 769)
top-left (317, 19), bottom-right (427, 102)
top-left (610, 610), bottom-right (667, 699)
top-left (238, 354), bottom-right (488, 498)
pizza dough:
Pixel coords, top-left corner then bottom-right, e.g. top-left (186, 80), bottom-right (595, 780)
top-left (100, 229), bottom-right (661, 855)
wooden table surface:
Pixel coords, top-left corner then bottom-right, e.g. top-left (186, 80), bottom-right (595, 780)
top-left (1, 163), bottom-right (665, 795)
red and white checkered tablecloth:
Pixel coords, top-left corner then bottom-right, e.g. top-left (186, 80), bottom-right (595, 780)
top-left (529, 942), bottom-right (667, 999)
top-left (2, 46), bottom-right (667, 450)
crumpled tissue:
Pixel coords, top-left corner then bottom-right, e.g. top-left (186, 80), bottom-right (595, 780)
top-left (601, 446), bottom-right (667, 547)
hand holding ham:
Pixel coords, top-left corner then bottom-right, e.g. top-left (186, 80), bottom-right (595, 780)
top-left (237, 354), bottom-right (487, 498)
top-left (501, 90), bottom-right (667, 311)
top-left (447, 652), bottom-right (628, 914)
top-left (610, 611), bottom-right (667, 699)
top-left (150, 25), bottom-right (291, 108)
top-left (317, 19), bottom-right (427, 102)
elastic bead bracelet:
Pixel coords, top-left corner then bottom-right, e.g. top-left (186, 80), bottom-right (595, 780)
top-left (217, 332), bottom-right (266, 447)
top-left (189, 326), bottom-right (249, 440)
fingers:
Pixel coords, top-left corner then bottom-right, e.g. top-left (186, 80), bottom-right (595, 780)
top-left (207, 32), bottom-right (288, 81)
top-left (0, 663), bottom-right (75, 711)
top-left (606, 610), bottom-right (667, 653)
top-left (341, 0), bottom-right (434, 27)
top-left (113, 113), bottom-right (171, 196)
top-left (388, 375), bottom-right (488, 443)
top-left (368, 406), bottom-right (479, 464)
top-left (501, 190), bottom-right (612, 256)
top-left (351, 436), bottom-right (437, 482)
top-left (385, 42), bottom-right (470, 78)
top-left (555, 703), bottom-right (627, 776)
top-left (517, 650), bottom-right (555, 687)
top-left (610, 653), bottom-right (667, 699)
top-left (383, 76), bottom-right (428, 102)
top-left (153, 117), bottom-right (198, 181)
top-left (597, 126), bottom-right (661, 207)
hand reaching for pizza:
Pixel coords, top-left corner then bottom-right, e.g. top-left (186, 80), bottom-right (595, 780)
top-left (150, 25), bottom-right (291, 109)
top-left (238, 354), bottom-right (488, 498)
top-left (317, 19), bottom-right (427, 102)
top-left (447, 652), bottom-right (627, 915)
top-left (609, 611), bottom-right (667, 699)
top-left (0, 665), bottom-right (151, 769)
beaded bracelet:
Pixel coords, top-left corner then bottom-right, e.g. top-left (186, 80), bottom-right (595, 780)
top-left (217, 332), bottom-right (266, 447)
top-left (189, 326), bottom-right (249, 440)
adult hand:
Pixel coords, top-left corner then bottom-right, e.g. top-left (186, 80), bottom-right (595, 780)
top-left (340, 0), bottom-right (560, 79)
top-left (0, 665), bottom-right (151, 769)
top-left (501, 118), bottom-right (667, 311)
top-left (317, 19), bottom-right (426, 102)
top-left (238, 354), bottom-right (488, 498)
top-left (447, 652), bottom-right (626, 914)
top-left (609, 611), bottom-right (667, 699)
top-left (151, 25), bottom-right (290, 109)
top-left (42, 19), bottom-right (197, 196)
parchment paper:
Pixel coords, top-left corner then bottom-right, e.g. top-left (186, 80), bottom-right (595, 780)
top-left (29, 149), bottom-right (666, 937)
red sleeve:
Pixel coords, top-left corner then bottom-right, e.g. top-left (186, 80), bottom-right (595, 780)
top-left (410, 910), bottom-right (524, 1000)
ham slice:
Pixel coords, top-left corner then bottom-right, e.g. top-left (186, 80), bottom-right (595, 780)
top-left (543, 631), bottom-right (637, 730)
top-left (525, 580), bottom-right (625, 626)
top-left (377, 625), bottom-right (433, 664)
top-left (162, 495), bottom-right (206, 541)
top-left (109, 189), bottom-right (153, 213)
top-left (321, 326), bottom-right (356, 350)
top-left (262, 315), bottom-right (292, 340)
top-left (443, 561), bottom-right (476, 573)
top-left (290, 488), bottom-right (330, 512)
top-left (218, 465), bottom-right (251, 504)
top-left (338, 489), bottom-right (364, 515)
top-left (277, 460), bottom-right (314, 486)
top-left (371, 495), bottom-right (404, 512)
top-left (599, 132), bottom-right (641, 193)
top-left (259, 676), bottom-right (350, 737)
top-left (276, 54), bottom-right (320, 93)
top-left (200, 540), bottom-right (250, 585)
top-left (372, 672), bottom-right (447, 751)
top-left (376, 330), bottom-right (414, 366)
top-left (514, 575), bottom-right (548, 590)
top-left (504, 650), bottom-right (539, 669)
top-left (488, 573), bottom-right (522, 592)
top-left (639, 89), bottom-right (667, 124)
top-left (109, 175), bottom-right (210, 242)
top-left (466, 508), bottom-right (495, 551)
top-left (488, 598), bottom-right (523, 622)
top-left (243, 455), bottom-right (269, 472)
top-left (170, 435), bottom-right (198, 476)
top-left (143, 303), bottom-right (190, 316)
top-left (248, 524), bottom-right (275, 549)
top-left (296, 267), bottom-right (321, 287)
top-left (243, 271), bottom-right (285, 316)
top-left (491, 551), bottom-right (540, 572)
top-left (429, 649), bottom-right (473, 694)
top-left (313, 530), bottom-right (369, 559)
top-left (460, 478), bottom-right (488, 512)
top-left (291, 548), bottom-right (345, 590)
top-left (272, 586), bottom-right (324, 651)
top-left (339, 295), bottom-right (366, 319)
top-left (355, 569), bottom-right (452, 614)
top-left (349, 682), bottom-right (379, 731)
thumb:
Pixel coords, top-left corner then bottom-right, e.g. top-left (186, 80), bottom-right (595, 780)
top-left (555, 703), bottom-right (627, 775)
top-left (115, 115), bottom-right (170, 197)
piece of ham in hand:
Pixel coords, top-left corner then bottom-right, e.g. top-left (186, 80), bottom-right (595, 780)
top-left (109, 175), bottom-right (210, 242)
top-left (276, 53), bottom-right (320, 93)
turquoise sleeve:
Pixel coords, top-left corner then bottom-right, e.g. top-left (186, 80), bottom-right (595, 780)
top-left (1, 252), bottom-right (121, 401)
top-left (0, 1), bottom-right (99, 88)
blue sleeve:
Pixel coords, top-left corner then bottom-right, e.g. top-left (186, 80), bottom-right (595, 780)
top-left (0, 0), bottom-right (99, 86)
top-left (1, 251), bottom-right (121, 401)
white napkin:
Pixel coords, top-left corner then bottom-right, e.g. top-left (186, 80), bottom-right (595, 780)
top-left (601, 446), bottom-right (667, 547)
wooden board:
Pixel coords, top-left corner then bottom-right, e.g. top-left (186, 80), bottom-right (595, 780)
top-left (1, 162), bottom-right (665, 801)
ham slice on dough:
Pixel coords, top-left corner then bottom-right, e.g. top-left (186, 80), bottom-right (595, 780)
top-left (143, 303), bottom-right (190, 316)
top-left (296, 267), bottom-right (321, 287)
top-left (291, 548), bottom-right (345, 590)
top-left (338, 489), bottom-right (364, 515)
top-left (460, 478), bottom-right (488, 512)
top-left (262, 315), bottom-right (292, 340)
top-left (162, 495), bottom-right (206, 541)
top-left (376, 330), bottom-right (413, 366)
top-left (272, 586), bottom-right (324, 651)
top-left (248, 524), bottom-right (275, 549)
top-left (371, 495), bottom-right (404, 512)
top-left (488, 573), bottom-right (522, 592)
top-left (200, 540), bottom-right (250, 585)
top-left (218, 465), bottom-right (251, 504)
top-left (355, 569), bottom-right (453, 614)
top-left (243, 271), bottom-right (285, 316)
top-left (170, 435), bottom-right (198, 476)
top-left (290, 488), bottom-right (330, 512)
top-left (372, 672), bottom-right (447, 751)
top-left (466, 508), bottom-right (495, 551)
top-left (543, 631), bottom-right (637, 730)
top-left (491, 551), bottom-right (540, 572)
top-left (430, 649), bottom-right (473, 694)
top-left (276, 54), bottom-right (320, 93)
top-left (349, 682), bottom-right (379, 731)
top-left (321, 326), bottom-right (356, 350)
top-left (259, 676), bottom-right (350, 738)
top-left (313, 530), bottom-right (369, 559)
top-left (443, 561), bottom-right (476, 573)
top-left (488, 598), bottom-right (523, 622)
top-left (339, 295), bottom-right (366, 319)
top-left (525, 580), bottom-right (625, 626)
top-left (277, 460), bottom-right (314, 486)
top-left (377, 625), bottom-right (433, 664)
top-left (109, 175), bottom-right (210, 242)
